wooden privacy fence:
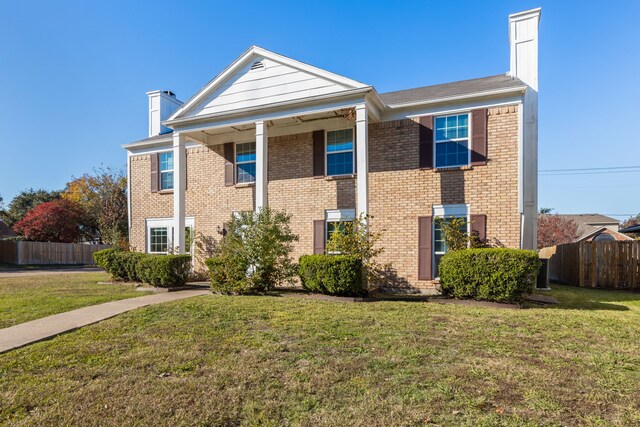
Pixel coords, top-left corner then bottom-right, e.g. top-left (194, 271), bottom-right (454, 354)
top-left (0, 241), bottom-right (110, 265)
top-left (539, 241), bottom-right (640, 289)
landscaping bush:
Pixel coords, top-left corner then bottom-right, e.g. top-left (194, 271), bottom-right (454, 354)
top-left (206, 256), bottom-right (250, 294)
top-left (93, 248), bottom-right (123, 278)
top-left (438, 248), bottom-right (541, 303)
top-left (93, 249), bottom-right (145, 282)
top-left (298, 255), bottom-right (364, 296)
top-left (206, 207), bottom-right (299, 294)
top-left (136, 254), bottom-right (192, 288)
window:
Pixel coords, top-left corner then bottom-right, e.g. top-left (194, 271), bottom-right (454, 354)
top-left (433, 204), bottom-right (469, 278)
top-left (149, 227), bottom-right (168, 253)
top-left (326, 129), bottom-right (354, 176)
top-left (159, 152), bottom-right (174, 190)
top-left (325, 209), bottom-right (355, 248)
top-left (236, 142), bottom-right (256, 184)
top-left (435, 114), bottom-right (469, 168)
top-left (146, 218), bottom-right (195, 254)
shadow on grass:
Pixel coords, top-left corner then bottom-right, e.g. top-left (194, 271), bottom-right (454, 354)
top-left (535, 283), bottom-right (640, 311)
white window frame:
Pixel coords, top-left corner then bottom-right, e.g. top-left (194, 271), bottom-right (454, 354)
top-left (235, 141), bottom-right (256, 184)
top-left (146, 217), bottom-right (195, 254)
top-left (158, 150), bottom-right (174, 190)
top-left (434, 113), bottom-right (471, 169)
top-left (325, 128), bottom-right (355, 177)
top-left (432, 204), bottom-right (470, 278)
top-left (325, 209), bottom-right (356, 252)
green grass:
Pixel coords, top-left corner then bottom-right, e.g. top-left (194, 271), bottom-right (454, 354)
top-left (1, 284), bottom-right (639, 426)
top-left (0, 272), bottom-right (152, 328)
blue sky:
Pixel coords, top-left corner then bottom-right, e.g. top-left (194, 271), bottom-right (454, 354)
top-left (1, 0), bottom-right (639, 219)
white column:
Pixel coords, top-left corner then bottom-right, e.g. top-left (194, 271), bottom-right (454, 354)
top-left (173, 132), bottom-right (186, 253)
top-left (509, 8), bottom-right (541, 249)
top-left (355, 104), bottom-right (368, 220)
top-left (255, 121), bottom-right (268, 212)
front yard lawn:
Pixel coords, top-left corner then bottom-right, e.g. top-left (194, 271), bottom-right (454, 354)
top-left (0, 272), bottom-right (151, 328)
top-left (1, 284), bottom-right (639, 425)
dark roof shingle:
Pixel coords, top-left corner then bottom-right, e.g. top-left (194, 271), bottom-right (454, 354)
top-left (379, 74), bottom-right (526, 106)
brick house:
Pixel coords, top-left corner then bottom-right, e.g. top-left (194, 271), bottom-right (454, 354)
top-left (124, 9), bottom-right (541, 292)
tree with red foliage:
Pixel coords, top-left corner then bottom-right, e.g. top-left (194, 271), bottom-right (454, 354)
top-left (620, 214), bottom-right (640, 230)
top-left (537, 215), bottom-right (579, 249)
top-left (13, 199), bottom-right (83, 243)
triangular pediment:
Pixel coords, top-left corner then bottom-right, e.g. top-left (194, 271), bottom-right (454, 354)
top-left (170, 46), bottom-right (368, 121)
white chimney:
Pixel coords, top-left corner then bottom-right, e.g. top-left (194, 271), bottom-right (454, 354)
top-left (508, 8), bottom-right (541, 90)
top-left (147, 90), bottom-right (183, 137)
top-left (509, 8), bottom-right (541, 250)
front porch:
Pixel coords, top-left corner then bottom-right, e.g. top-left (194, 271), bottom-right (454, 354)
top-left (166, 99), bottom-right (381, 254)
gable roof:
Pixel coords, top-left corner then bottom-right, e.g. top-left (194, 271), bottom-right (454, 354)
top-left (168, 46), bottom-right (370, 122)
top-left (554, 214), bottom-right (620, 226)
top-left (379, 74), bottom-right (527, 106)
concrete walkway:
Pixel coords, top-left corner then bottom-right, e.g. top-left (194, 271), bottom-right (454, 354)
top-left (0, 266), bottom-right (103, 278)
top-left (0, 289), bottom-right (210, 354)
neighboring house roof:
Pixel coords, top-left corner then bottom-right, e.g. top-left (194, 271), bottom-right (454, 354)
top-left (539, 213), bottom-right (626, 242)
top-left (379, 74), bottom-right (526, 106)
top-left (620, 224), bottom-right (640, 233)
top-left (577, 226), bottom-right (633, 242)
top-left (0, 220), bottom-right (16, 238)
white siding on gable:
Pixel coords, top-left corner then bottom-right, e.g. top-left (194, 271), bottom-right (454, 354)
top-left (187, 57), bottom-right (355, 117)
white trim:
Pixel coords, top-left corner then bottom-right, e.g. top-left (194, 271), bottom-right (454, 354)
top-left (168, 46), bottom-right (368, 122)
top-left (234, 140), bottom-right (257, 184)
top-left (385, 86), bottom-right (526, 110)
top-left (325, 128), bottom-right (355, 177)
top-left (432, 204), bottom-right (470, 279)
top-left (166, 88), bottom-right (372, 130)
top-left (159, 151), bottom-right (174, 191)
top-left (145, 217), bottom-right (195, 254)
top-left (325, 209), bottom-right (356, 222)
top-left (433, 112), bottom-right (471, 169)
top-left (387, 96), bottom-right (522, 122)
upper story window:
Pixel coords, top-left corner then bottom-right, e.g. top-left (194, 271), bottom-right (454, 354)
top-left (435, 114), bottom-right (469, 168)
top-left (236, 142), bottom-right (256, 184)
top-left (159, 152), bottom-right (174, 190)
top-left (326, 129), bottom-right (354, 176)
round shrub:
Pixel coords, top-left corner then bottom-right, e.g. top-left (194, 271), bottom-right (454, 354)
top-left (438, 248), bottom-right (541, 303)
top-left (136, 254), bottom-right (192, 288)
top-left (298, 255), bottom-right (364, 296)
top-left (205, 256), bottom-right (250, 294)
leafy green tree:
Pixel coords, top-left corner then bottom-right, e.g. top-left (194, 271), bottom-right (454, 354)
top-left (63, 166), bottom-right (128, 245)
top-left (208, 207), bottom-right (298, 293)
top-left (0, 189), bottom-right (61, 227)
top-left (326, 214), bottom-right (389, 287)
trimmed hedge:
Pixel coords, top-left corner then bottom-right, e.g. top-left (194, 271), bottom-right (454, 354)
top-left (438, 248), bottom-right (541, 303)
top-left (136, 254), bottom-right (192, 288)
top-left (205, 256), bottom-right (250, 294)
top-left (93, 249), bottom-right (145, 282)
top-left (94, 249), bottom-right (192, 287)
top-left (298, 255), bottom-right (364, 296)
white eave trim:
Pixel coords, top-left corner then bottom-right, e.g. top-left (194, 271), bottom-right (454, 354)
top-left (122, 136), bottom-right (173, 150)
top-left (164, 86), bottom-right (374, 128)
top-left (385, 85), bottom-right (528, 109)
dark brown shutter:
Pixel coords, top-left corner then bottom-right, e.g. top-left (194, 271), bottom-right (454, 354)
top-left (471, 214), bottom-right (487, 242)
top-left (418, 216), bottom-right (433, 280)
top-left (184, 151), bottom-right (188, 191)
top-left (471, 108), bottom-right (488, 165)
top-left (419, 116), bottom-right (434, 169)
top-left (313, 220), bottom-right (325, 254)
top-left (313, 130), bottom-right (325, 178)
top-left (223, 142), bottom-right (234, 186)
top-left (150, 153), bottom-right (159, 193)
